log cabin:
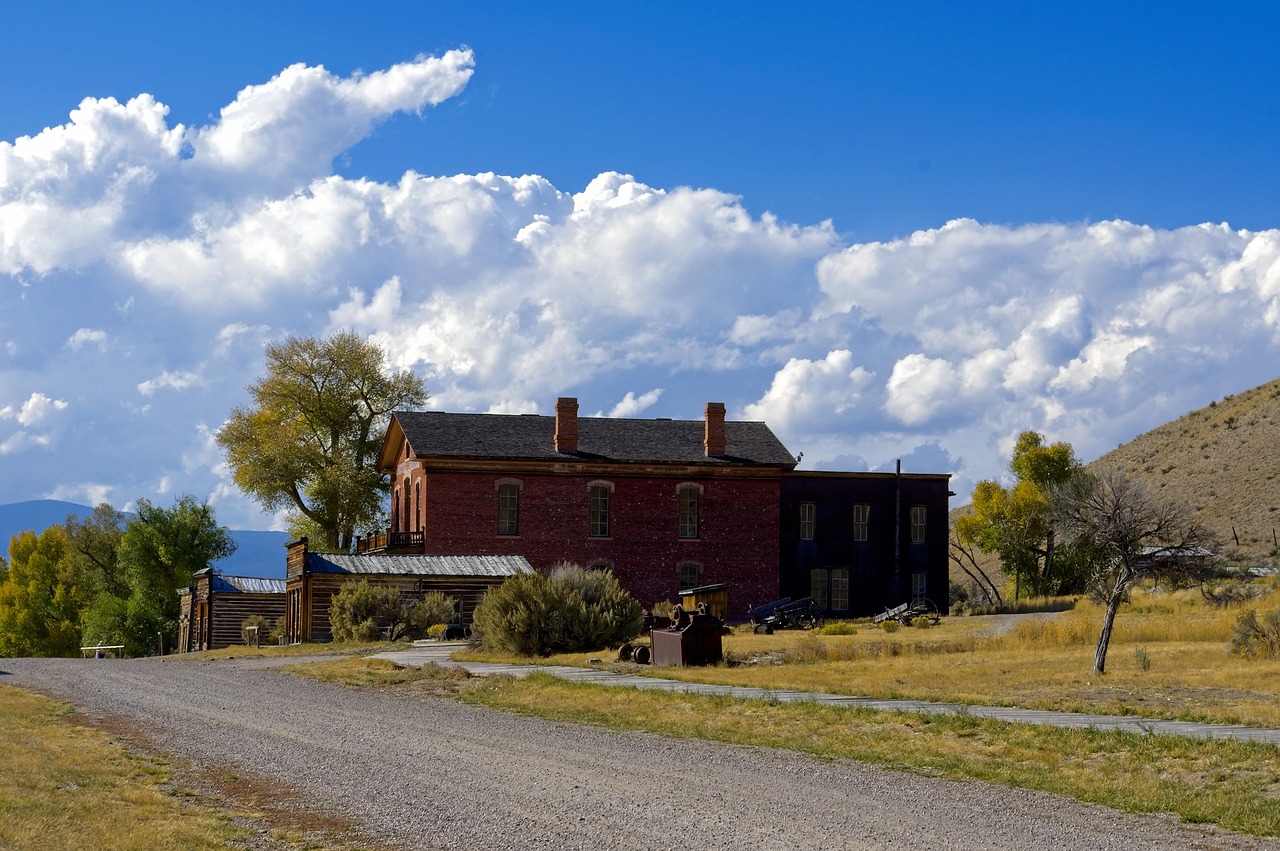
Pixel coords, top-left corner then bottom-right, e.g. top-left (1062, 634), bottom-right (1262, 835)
top-left (177, 569), bottom-right (287, 652)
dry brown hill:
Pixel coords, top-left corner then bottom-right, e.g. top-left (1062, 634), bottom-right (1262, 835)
top-left (1090, 376), bottom-right (1280, 565)
top-left (950, 376), bottom-right (1280, 593)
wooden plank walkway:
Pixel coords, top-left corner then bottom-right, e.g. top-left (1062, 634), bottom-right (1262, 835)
top-left (373, 643), bottom-right (1280, 745)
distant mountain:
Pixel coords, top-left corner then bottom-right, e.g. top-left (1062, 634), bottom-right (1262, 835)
top-left (0, 500), bottom-right (289, 579)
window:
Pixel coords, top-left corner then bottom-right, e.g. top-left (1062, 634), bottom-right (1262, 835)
top-left (414, 481), bottom-right (421, 530)
top-left (830, 569), bottom-right (849, 612)
top-left (852, 504), bottom-right (870, 541)
top-left (912, 572), bottom-right (927, 603)
top-left (497, 482), bottom-right (519, 536)
top-left (910, 505), bottom-right (927, 543)
top-left (678, 562), bottom-right (701, 591)
top-left (678, 484), bottom-right (700, 539)
top-left (589, 483), bottom-right (611, 537)
top-left (810, 568), bottom-right (828, 609)
top-left (800, 502), bottom-right (816, 541)
top-left (401, 478), bottom-right (411, 532)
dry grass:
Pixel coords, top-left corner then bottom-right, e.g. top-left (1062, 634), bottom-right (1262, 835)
top-left (0, 685), bottom-right (244, 850)
top-left (459, 585), bottom-right (1280, 728)
top-left (280, 657), bottom-right (474, 693)
top-left (461, 673), bottom-right (1280, 836)
top-left (168, 640), bottom-right (411, 663)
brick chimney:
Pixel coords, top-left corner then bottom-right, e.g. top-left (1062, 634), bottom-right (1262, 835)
top-left (704, 402), bottom-right (726, 457)
top-left (555, 397), bottom-right (579, 453)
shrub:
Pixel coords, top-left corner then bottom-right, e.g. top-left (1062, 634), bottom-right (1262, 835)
top-left (405, 591), bottom-right (459, 636)
top-left (817, 621), bottom-right (857, 636)
top-left (1229, 609), bottom-right (1280, 658)
top-left (471, 563), bottom-right (643, 656)
top-left (426, 624), bottom-right (448, 640)
top-left (881, 620), bottom-right (900, 633)
top-left (241, 614), bottom-right (271, 646)
top-left (649, 599), bottom-right (675, 618)
top-left (912, 617), bottom-right (932, 629)
top-left (1133, 646), bottom-right (1152, 671)
top-left (328, 580), bottom-right (406, 642)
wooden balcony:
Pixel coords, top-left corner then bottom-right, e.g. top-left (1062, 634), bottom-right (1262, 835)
top-left (355, 530), bottom-right (424, 554)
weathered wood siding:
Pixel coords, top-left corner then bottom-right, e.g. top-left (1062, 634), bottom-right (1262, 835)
top-left (300, 574), bottom-right (503, 643)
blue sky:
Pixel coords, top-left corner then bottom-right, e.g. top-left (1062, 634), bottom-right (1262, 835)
top-left (2, 2), bottom-right (1278, 530)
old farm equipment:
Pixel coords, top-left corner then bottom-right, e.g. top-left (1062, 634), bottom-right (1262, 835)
top-left (747, 596), bottom-right (823, 634)
top-left (873, 598), bottom-right (941, 626)
top-left (621, 603), bottom-right (728, 667)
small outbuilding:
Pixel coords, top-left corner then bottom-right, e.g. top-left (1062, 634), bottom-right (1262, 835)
top-left (283, 537), bottom-right (533, 643)
top-left (178, 569), bottom-right (287, 653)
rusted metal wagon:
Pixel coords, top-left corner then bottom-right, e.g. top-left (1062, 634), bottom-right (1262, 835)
top-left (747, 596), bottom-right (823, 634)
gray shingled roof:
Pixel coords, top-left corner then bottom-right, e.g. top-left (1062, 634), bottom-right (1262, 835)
top-left (212, 574), bottom-right (287, 595)
top-left (307, 553), bottom-right (534, 578)
top-left (391, 411), bottom-right (798, 467)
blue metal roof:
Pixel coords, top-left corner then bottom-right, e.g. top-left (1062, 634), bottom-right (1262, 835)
top-left (210, 574), bottom-right (287, 594)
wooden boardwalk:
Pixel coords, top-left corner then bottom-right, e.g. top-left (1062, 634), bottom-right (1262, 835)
top-left (374, 643), bottom-right (1280, 745)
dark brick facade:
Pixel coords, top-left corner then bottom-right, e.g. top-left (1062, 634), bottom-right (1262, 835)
top-left (413, 469), bottom-right (781, 612)
top-left (780, 471), bottom-right (952, 618)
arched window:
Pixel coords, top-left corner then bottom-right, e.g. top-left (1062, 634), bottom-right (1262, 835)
top-left (401, 478), bottom-right (411, 533)
top-left (414, 481), bottom-right (422, 531)
top-left (678, 562), bottom-right (702, 591)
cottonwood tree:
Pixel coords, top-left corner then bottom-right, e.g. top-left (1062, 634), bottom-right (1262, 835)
top-left (115, 496), bottom-right (236, 654)
top-left (955, 432), bottom-right (1093, 597)
top-left (217, 332), bottom-right (426, 551)
top-left (0, 526), bottom-right (93, 657)
top-left (1053, 467), bottom-right (1216, 674)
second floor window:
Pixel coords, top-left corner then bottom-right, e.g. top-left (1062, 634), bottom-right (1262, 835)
top-left (678, 485), bottom-right (700, 539)
top-left (800, 502), bottom-right (816, 541)
top-left (852, 503), bottom-right (870, 541)
top-left (589, 484), bottom-right (611, 537)
top-left (911, 505), bottom-right (927, 543)
top-left (497, 482), bottom-right (519, 536)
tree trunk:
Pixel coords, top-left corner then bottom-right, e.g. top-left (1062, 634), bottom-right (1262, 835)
top-left (1093, 581), bottom-right (1127, 674)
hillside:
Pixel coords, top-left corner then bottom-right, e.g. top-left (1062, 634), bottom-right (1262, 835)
top-left (0, 500), bottom-right (289, 578)
top-left (1092, 377), bottom-right (1280, 564)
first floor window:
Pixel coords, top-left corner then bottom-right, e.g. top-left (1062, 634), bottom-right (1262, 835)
top-left (810, 568), bottom-right (828, 609)
top-left (912, 572), bottom-right (927, 603)
top-left (800, 502), bottom-right (816, 541)
top-left (852, 503), bottom-right (870, 541)
top-left (830, 569), bottom-right (849, 612)
top-left (679, 562), bottom-right (701, 591)
top-left (498, 482), bottom-right (519, 536)
top-left (910, 505), bottom-right (927, 543)
top-left (590, 483), bottom-right (611, 537)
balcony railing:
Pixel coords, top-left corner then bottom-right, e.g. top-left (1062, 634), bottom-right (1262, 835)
top-left (355, 530), bottom-right (424, 554)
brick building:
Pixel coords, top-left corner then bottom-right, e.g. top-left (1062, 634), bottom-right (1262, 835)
top-left (373, 398), bottom-right (794, 612)
top-left (369, 397), bottom-right (952, 621)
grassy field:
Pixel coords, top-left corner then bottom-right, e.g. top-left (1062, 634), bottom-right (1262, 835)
top-left (456, 586), bottom-right (1280, 728)
top-left (0, 685), bottom-right (245, 850)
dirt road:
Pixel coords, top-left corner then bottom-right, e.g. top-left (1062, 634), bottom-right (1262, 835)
top-left (2, 655), bottom-right (1275, 851)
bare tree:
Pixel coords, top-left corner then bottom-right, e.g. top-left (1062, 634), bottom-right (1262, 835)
top-left (1053, 467), bottom-right (1216, 674)
top-left (947, 526), bottom-right (1004, 608)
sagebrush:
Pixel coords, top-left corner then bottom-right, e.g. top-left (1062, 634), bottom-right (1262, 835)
top-left (471, 564), bottom-right (643, 656)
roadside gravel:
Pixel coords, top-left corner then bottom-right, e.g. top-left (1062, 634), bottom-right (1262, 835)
top-left (2, 655), bottom-right (1276, 851)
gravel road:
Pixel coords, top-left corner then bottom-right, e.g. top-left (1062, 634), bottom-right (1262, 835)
top-left (2, 655), bottom-right (1276, 851)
